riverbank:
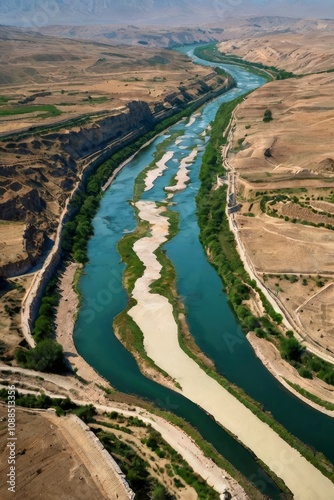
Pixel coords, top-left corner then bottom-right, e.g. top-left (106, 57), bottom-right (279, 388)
top-left (19, 258), bottom-right (251, 499)
top-left (193, 87), bottom-right (334, 414)
top-left (247, 332), bottom-right (334, 417)
top-left (20, 70), bottom-right (235, 348)
top-left (23, 259), bottom-right (250, 497)
top-left (122, 195), bottom-right (334, 499)
top-left (221, 104), bottom-right (334, 412)
top-left (48, 49), bottom-right (332, 500)
top-left (55, 261), bottom-right (113, 403)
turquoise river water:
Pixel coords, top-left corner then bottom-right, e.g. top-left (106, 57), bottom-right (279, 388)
top-left (74, 46), bottom-right (334, 498)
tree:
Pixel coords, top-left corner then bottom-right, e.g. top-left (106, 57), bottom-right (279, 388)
top-left (16, 339), bottom-right (65, 373)
top-left (263, 109), bottom-right (273, 122)
top-left (280, 337), bottom-right (302, 362)
top-left (152, 484), bottom-right (167, 500)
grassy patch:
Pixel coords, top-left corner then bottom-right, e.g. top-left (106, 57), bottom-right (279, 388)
top-left (0, 104), bottom-right (61, 118)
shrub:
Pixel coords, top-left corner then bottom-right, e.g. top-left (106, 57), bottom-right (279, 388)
top-left (298, 367), bottom-right (313, 379)
top-left (263, 109), bottom-right (273, 122)
top-left (15, 339), bottom-right (65, 373)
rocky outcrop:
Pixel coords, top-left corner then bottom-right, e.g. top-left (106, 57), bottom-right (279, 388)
top-left (46, 101), bottom-right (155, 162)
top-left (1, 75), bottom-right (233, 281)
top-left (0, 256), bottom-right (33, 279)
top-left (0, 189), bottom-right (45, 220)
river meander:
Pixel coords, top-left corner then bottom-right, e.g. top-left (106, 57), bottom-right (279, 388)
top-left (74, 46), bottom-right (334, 497)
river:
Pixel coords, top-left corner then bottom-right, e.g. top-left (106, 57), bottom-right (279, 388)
top-left (74, 45), bottom-right (334, 497)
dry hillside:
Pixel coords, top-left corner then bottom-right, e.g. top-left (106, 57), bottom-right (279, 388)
top-left (229, 72), bottom-right (334, 358)
top-left (219, 30), bottom-right (334, 74)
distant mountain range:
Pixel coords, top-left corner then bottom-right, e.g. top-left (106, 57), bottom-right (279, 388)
top-left (1, 0), bottom-right (333, 27)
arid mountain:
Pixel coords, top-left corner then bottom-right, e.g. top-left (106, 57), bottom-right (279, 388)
top-left (1, 1), bottom-right (334, 26)
top-left (36, 16), bottom-right (334, 49)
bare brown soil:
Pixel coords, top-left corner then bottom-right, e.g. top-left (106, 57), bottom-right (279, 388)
top-left (264, 275), bottom-right (334, 356)
top-left (236, 214), bottom-right (334, 275)
top-left (0, 274), bottom-right (33, 361)
top-left (273, 201), bottom-right (334, 225)
top-left (0, 405), bottom-right (107, 500)
top-left (90, 417), bottom-right (198, 500)
top-left (231, 74), bottom-right (334, 187)
top-left (0, 25), bottom-right (216, 121)
top-left (0, 222), bottom-right (28, 274)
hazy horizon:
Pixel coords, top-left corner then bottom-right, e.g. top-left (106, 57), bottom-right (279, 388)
top-left (0, 0), bottom-right (333, 28)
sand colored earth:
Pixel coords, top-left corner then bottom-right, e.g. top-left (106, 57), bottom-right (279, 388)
top-left (128, 199), bottom-right (334, 500)
top-left (0, 405), bottom-right (115, 500)
top-left (165, 148), bottom-right (198, 193)
top-left (144, 151), bottom-right (174, 192)
top-left (44, 412), bottom-right (134, 499)
top-left (54, 262), bottom-right (112, 403)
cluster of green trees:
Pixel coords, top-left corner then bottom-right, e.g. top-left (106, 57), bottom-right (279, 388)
top-left (32, 276), bottom-right (59, 342)
top-left (61, 90), bottom-right (225, 266)
top-left (196, 97), bottom-right (282, 336)
top-left (95, 429), bottom-right (173, 499)
top-left (143, 429), bottom-right (219, 499)
top-left (0, 389), bottom-right (96, 421)
top-left (16, 338), bottom-right (65, 373)
top-left (25, 88), bottom-right (230, 373)
top-left (15, 275), bottom-right (66, 374)
top-left (261, 193), bottom-right (334, 231)
top-left (279, 335), bottom-right (334, 385)
top-left (62, 195), bottom-right (98, 263)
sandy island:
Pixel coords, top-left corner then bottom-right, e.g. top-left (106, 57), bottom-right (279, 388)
top-left (144, 151), bottom-right (174, 192)
top-left (165, 147), bottom-right (198, 193)
top-left (128, 199), bottom-right (334, 500)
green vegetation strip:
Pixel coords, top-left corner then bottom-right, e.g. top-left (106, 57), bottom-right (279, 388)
top-left (195, 96), bottom-right (334, 481)
top-left (260, 193), bottom-right (334, 232)
top-left (19, 69), bottom-right (235, 374)
top-left (0, 382), bottom-right (262, 498)
top-left (0, 385), bottom-right (254, 499)
top-left (194, 44), bottom-right (297, 82)
top-left (0, 387), bottom-right (96, 422)
top-left (0, 112), bottom-right (106, 142)
top-left (284, 380), bottom-right (334, 412)
top-left (146, 216), bottom-right (293, 497)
